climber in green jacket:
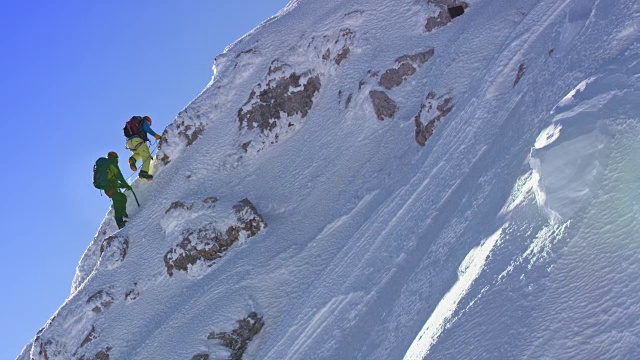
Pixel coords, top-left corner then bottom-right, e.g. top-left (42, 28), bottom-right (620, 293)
top-left (93, 151), bottom-right (131, 229)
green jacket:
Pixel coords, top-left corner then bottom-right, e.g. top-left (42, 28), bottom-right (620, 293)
top-left (107, 161), bottom-right (128, 189)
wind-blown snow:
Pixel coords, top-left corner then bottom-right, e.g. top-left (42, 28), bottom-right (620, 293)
top-left (19, 0), bottom-right (640, 359)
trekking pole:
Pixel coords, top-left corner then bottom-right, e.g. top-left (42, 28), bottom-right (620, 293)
top-left (126, 188), bottom-right (141, 207)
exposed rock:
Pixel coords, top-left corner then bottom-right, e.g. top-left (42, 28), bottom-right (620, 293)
top-left (164, 226), bottom-right (226, 276)
top-left (208, 312), bottom-right (265, 360)
top-left (378, 49), bottom-right (434, 90)
top-left (164, 196), bottom-right (218, 214)
top-left (425, 1), bottom-right (469, 32)
top-left (125, 283), bottom-right (140, 302)
top-left (335, 46), bottom-right (350, 65)
top-left (321, 28), bottom-right (354, 66)
top-left (93, 346), bottom-right (112, 360)
top-left (99, 234), bottom-right (129, 269)
top-left (414, 92), bottom-right (454, 146)
top-left (369, 90), bottom-right (398, 120)
top-left (165, 201), bottom-right (194, 214)
top-left (164, 199), bottom-right (267, 276)
top-left (87, 290), bottom-right (114, 314)
top-left (236, 48), bottom-right (256, 58)
top-left (39, 339), bottom-right (62, 360)
top-left (322, 48), bottom-right (331, 61)
top-left (238, 72), bottom-right (322, 132)
top-left (379, 62), bottom-right (417, 90)
top-left (179, 123), bottom-right (206, 147)
top-left (233, 199), bottom-right (266, 237)
top-left (345, 93), bottom-right (353, 108)
top-left (447, 4), bottom-right (466, 19)
top-left (192, 355), bottom-right (210, 360)
top-left (203, 197), bottom-right (219, 204)
top-left (425, 9), bottom-right (450, 32)
top-left (158, 153), bottom-right (171, 166)
top-left (514, 63), bottom-right (526, 87)
top-left (395, 49), bottom-right (435, 65)
top-left (156, 107), bottom-right (207, 167)
top-left (237, 29), bottom-right (355, 154)
top-left (79, 325), bottom-right (98, 348)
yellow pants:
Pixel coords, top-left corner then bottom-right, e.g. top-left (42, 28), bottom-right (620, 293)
top-left (126, 137), bottom-right (152, 173)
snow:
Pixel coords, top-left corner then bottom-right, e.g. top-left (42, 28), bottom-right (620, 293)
top-left (404, 227), bottom-right (505, 360)
top-left (18, 0), bottom-right (640, 359)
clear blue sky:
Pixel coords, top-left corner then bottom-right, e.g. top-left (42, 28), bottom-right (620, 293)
top-left (0, 1), bottom-right (288, 358)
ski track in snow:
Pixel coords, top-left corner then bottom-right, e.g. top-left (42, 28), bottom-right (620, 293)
top-left (19, 0), bottom-right (640, 359)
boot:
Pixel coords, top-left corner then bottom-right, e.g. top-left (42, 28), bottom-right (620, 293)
top-left (115, 216), bottom-right (127, 229)
top-left (139, 170), bottom-right (153, 180)
top-left (128, 156), bottom-right (137, 171)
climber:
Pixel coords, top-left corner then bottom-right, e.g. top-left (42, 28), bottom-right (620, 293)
top-left (124, 115), bottom-right (162, 180)
top-left (93, 151), bottom-right (131, 229)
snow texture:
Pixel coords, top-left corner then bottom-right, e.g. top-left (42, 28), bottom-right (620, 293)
top-left (18, 0), bottom-right (640, 359)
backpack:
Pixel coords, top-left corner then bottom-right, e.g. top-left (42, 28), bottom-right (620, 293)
top-left (93, 157), bottom-right (111, 189)
top-left (123, 116), bottom-right (148, 141)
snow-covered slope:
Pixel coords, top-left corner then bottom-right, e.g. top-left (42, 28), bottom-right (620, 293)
top-left (19, 0), bottom-right (640, 359)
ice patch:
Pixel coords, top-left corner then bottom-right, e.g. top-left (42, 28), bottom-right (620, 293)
top-left (534, 123), bottom-right (562, 150)
top-left (404, 227), bottom-right (504, 360)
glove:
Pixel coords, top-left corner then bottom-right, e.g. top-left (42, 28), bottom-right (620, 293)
top-left (154, 133), bottom-right (161, 140)
top-left (121, 183), bottom-right (132, 190)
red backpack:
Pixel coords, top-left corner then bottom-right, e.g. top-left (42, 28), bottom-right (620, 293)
top-left (123, 116), bottom-right (148, 141)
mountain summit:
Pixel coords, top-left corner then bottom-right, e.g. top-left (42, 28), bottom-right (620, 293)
top-left (19, 0), bottom-right (640, 359)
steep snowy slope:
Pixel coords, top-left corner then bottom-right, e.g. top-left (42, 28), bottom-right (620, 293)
top-left (19, 0), bottom-right (640, 359)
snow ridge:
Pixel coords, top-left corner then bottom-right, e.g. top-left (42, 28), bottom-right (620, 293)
top-left (19, 0), bottom-right (640, 359)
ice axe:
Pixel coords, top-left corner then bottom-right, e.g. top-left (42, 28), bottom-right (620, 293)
top-left (125, 187), bottom-right (140, 207)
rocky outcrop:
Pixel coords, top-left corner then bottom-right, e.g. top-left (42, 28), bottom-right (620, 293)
top-left (208, 312), bottom-right (265, 360)
top-left (78, 346), bottom-right (112, 360)
top-left (156, 107), bottom-right (208, 166)
top-left (165, 200), bottom-right (195, 213)
top-left (163, 198), bottom-right (266, 276)
top-left (369, 90), bottom-right (398, 120)
top-left (238, 28), bottom-right (356, 154)
top-left (514, 63), bottom-right (526, 87)
top-left (191, 355), bottom-right (209, 360)
top-left (37, 338), bottom-right (66, 360)
top-left (238, 70), bottom-right (322, 132)
top-left (93, 347), bottom-right (112, 360)
top-left (358, 49), bottom-right (435, 121)
top-left (424, 1), bottom-right (469, 32)
top-left (79, 325), bottom-right (98, 349)
top-left (30, 287), bottom-right (118, 360)
top-left (87, 290), bottom-right (114, 314)
top-left (414, 91), bottom-right (454, 146)
top-left (125, 283), bottom-right (140, 302)
top-left (99, 234), bottom-right (128, 270)
top-left (379, 49), bottom-right (435, 90)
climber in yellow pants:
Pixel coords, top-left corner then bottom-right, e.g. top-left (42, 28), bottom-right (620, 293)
top-left (124, 115), bottom-right (162, 180)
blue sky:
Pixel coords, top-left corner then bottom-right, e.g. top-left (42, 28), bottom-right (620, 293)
top-left (0, 1), bottom-right (288, 357)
